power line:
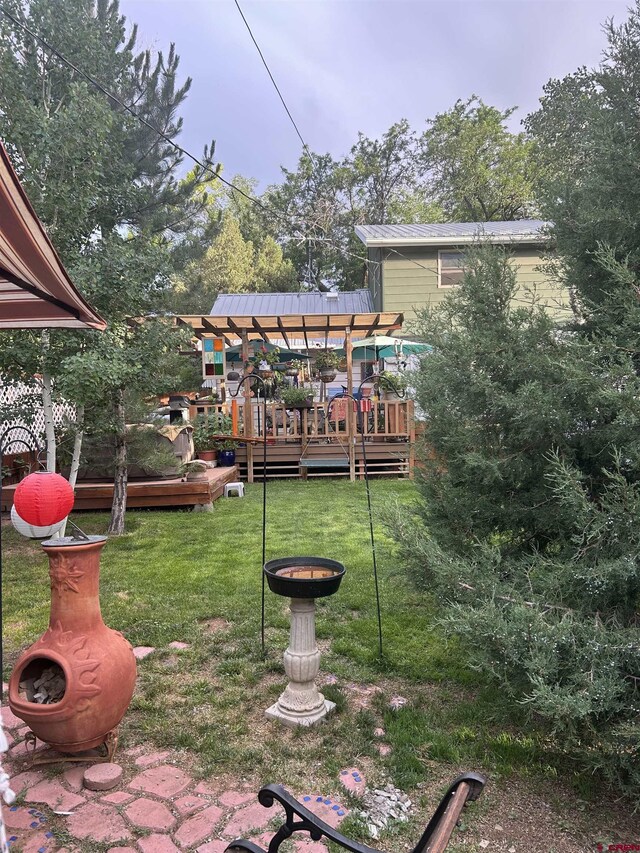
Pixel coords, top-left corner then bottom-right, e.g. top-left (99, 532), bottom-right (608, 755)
top-left (0, 3), bottom-right (575, 315)
top-left (233, 0), bottom-right (313, 160)
top-left (0, 3), bottom-right (292, 227)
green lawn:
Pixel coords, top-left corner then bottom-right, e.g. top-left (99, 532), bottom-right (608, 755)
top-left (3, 480), bottom-right (634, 851)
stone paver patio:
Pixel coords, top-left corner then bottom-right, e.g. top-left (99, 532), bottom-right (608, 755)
top-left (1, 703), bottom-right (358, 852)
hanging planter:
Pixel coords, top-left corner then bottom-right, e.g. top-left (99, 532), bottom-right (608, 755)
top-left (285, 367), bottom-right (299, 378)
top-left (319, 369), bottom-right (337, 383)
top-left (314, 351), bottom-right (340, 384)
top-left (258, 360), bottom-right (274, 380)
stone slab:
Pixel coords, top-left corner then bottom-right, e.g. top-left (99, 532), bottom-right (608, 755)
top-left (299, 796), bottom-right (348, 829)
top-left (221, 801), bottom-right (275, 838)
top-left (218, 790), bottom-right (254, 808)
top-left (135, 750), bottom-right (172, 768)
top-left (138, 836), bottom-right (180, 853)
top-left (26, 778), bottom-right (85, 812)
top-left (133, 646), bottom-right (155, 660)
top-left (128, 764), bottom-right (192, 798)
top-left (66, 802), bottom-right (133, 843)
top-left (339, 767), bottom-right (365, 797)
top-left (84, 762), bottom-right (123, 791)
top-left (125, 796), bottom-right (176, 831)
top-left (174, 804), bottom-right (224, 848)
top-left (174, 794), bottom-right (209, 816)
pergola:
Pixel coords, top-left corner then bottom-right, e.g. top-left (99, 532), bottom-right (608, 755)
top-left (174, 310), bottom-right (404, 391)
top-left (174, 309), bottom-right (408, 482)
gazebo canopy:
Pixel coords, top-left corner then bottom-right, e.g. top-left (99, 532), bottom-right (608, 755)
top-left (0, 142), bottom-right (106, 330)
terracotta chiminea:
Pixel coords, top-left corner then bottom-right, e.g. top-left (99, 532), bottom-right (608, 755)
top-left (9, 536), bottom-right (136, 755)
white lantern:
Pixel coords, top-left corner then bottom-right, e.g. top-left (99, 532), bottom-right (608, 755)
top-left (10, 505), bottom-right (65, 539)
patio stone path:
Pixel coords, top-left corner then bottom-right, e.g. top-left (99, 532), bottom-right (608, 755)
top-left (1, 712), bottom-right (347, 852)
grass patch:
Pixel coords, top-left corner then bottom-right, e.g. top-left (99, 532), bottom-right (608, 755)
top-left (2, 478), bottom-right (622, 843)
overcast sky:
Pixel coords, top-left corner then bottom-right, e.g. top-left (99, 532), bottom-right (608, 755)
top-left (120, 0), bottom-right (630, 189)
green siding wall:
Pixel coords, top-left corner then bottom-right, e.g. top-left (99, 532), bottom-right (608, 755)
top-left (380, 245), bottom-right (569, 328)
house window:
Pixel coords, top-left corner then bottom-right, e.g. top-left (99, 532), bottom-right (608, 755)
top-left (438, 250), bottom-right (466, 288)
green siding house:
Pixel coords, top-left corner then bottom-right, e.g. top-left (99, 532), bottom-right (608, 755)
top-left (355, 221), bottom-right (569, 327)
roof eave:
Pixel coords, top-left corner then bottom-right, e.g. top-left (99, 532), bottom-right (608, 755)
top-left (355, 232), bottom-right (551, 248)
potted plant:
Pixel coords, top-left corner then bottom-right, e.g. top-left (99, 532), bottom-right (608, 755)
top-left (378, 370), bottom-right (408, 400)
top-left (280, 387), bottom-right (314, 409)
top-left (314, 350), bottom-right (340, 383)
top-left (191, 415), bottom-right (219, 462)
top-left (248, 345), bottom-right (281, 379)
top-left (216, 438), bottom-right (239, 467)
top-left (285, 359), bottom-right (305, 378)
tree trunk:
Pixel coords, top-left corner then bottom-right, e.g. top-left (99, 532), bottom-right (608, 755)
top-left (108, 389), bottom-right (127, 535)
top-left (59, 404), bottom-right (84, 538)
top-left (40, 332), bottom-right (56, 472)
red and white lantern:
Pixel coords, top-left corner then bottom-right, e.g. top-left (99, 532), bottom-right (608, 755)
top-left (13, 471), bottom-right (74, 527)
top-left (10, 505), bottom-right (65, 539)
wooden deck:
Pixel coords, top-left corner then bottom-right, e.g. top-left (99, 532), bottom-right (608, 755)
top-left (192, 399), bottom-right (416, 482)
top-left (1, 466), bottom-right (239, 512)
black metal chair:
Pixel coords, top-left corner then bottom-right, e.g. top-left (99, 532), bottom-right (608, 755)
top-left (224, 773), bottom-right (486, 853)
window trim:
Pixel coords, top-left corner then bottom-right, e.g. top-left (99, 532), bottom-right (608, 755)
top-left (438, 249), bottom-right (466, 289)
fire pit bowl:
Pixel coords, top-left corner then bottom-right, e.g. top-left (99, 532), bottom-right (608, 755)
top-left (264, 556), bottom-right (345, 599)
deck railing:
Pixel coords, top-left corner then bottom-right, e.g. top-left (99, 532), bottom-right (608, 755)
top-left (189, 398), bottom-right (415, 480)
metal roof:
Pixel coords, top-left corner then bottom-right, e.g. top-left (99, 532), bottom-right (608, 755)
top-left (355, 220), bottom-right (550, 247)
top-left (210, 289), bottom-right (374, 316)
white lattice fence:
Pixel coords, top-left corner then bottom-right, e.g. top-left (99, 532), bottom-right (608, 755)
top-left (0, 382), bottom-right (76, 454)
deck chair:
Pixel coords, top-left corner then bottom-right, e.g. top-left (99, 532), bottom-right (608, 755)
top-left (224, 773), bottom-right (486, 853)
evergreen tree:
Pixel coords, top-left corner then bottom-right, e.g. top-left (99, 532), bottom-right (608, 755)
top-left (0, 0), bottom-right (217, 533)
top-left (391, 6), bottom-right (640, 798)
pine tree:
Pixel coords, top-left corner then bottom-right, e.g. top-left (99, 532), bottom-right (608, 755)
top-left (0, 0), bottom-right (218, 533)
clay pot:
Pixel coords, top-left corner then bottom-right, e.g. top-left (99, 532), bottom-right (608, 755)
top-left (196, 449), bottom-right (217, 462)
top-left (9, 536), bottom-right (136, 752)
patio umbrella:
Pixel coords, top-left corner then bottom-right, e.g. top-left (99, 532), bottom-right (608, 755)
top-left (337, 335), bottom-right (432, 360)
top-left (225, 342), bottom-right (311, 363)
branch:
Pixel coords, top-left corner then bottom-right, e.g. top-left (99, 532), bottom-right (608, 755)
top-left (458, 582), bottom-right (573, 613)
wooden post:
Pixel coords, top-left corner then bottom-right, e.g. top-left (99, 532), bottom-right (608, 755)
top-left (408, 399), bottom-right (416, 479)
top-left (242, 331), bottom-right (254, 483)
top-left (301, 407), bottom-right (309, 480)
top-left (345, 327), bottom-right (355, 482)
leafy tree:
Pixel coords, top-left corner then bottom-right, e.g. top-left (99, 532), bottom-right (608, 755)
top-left (0, 0), bottom-right (217, 533)
top-left (264, 151), bottom-right (340, 288)
top-left (421, 96), bottom-right (540, 221)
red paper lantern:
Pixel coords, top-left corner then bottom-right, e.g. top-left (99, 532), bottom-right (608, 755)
top-left (14, 471), bottom-right (74, 527)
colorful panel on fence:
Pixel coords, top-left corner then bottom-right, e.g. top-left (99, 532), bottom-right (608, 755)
top-left (202, 336), bottom-right (225, 377)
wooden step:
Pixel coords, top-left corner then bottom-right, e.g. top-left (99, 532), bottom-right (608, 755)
top-left (299, 459), bottom-right (350, 468)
